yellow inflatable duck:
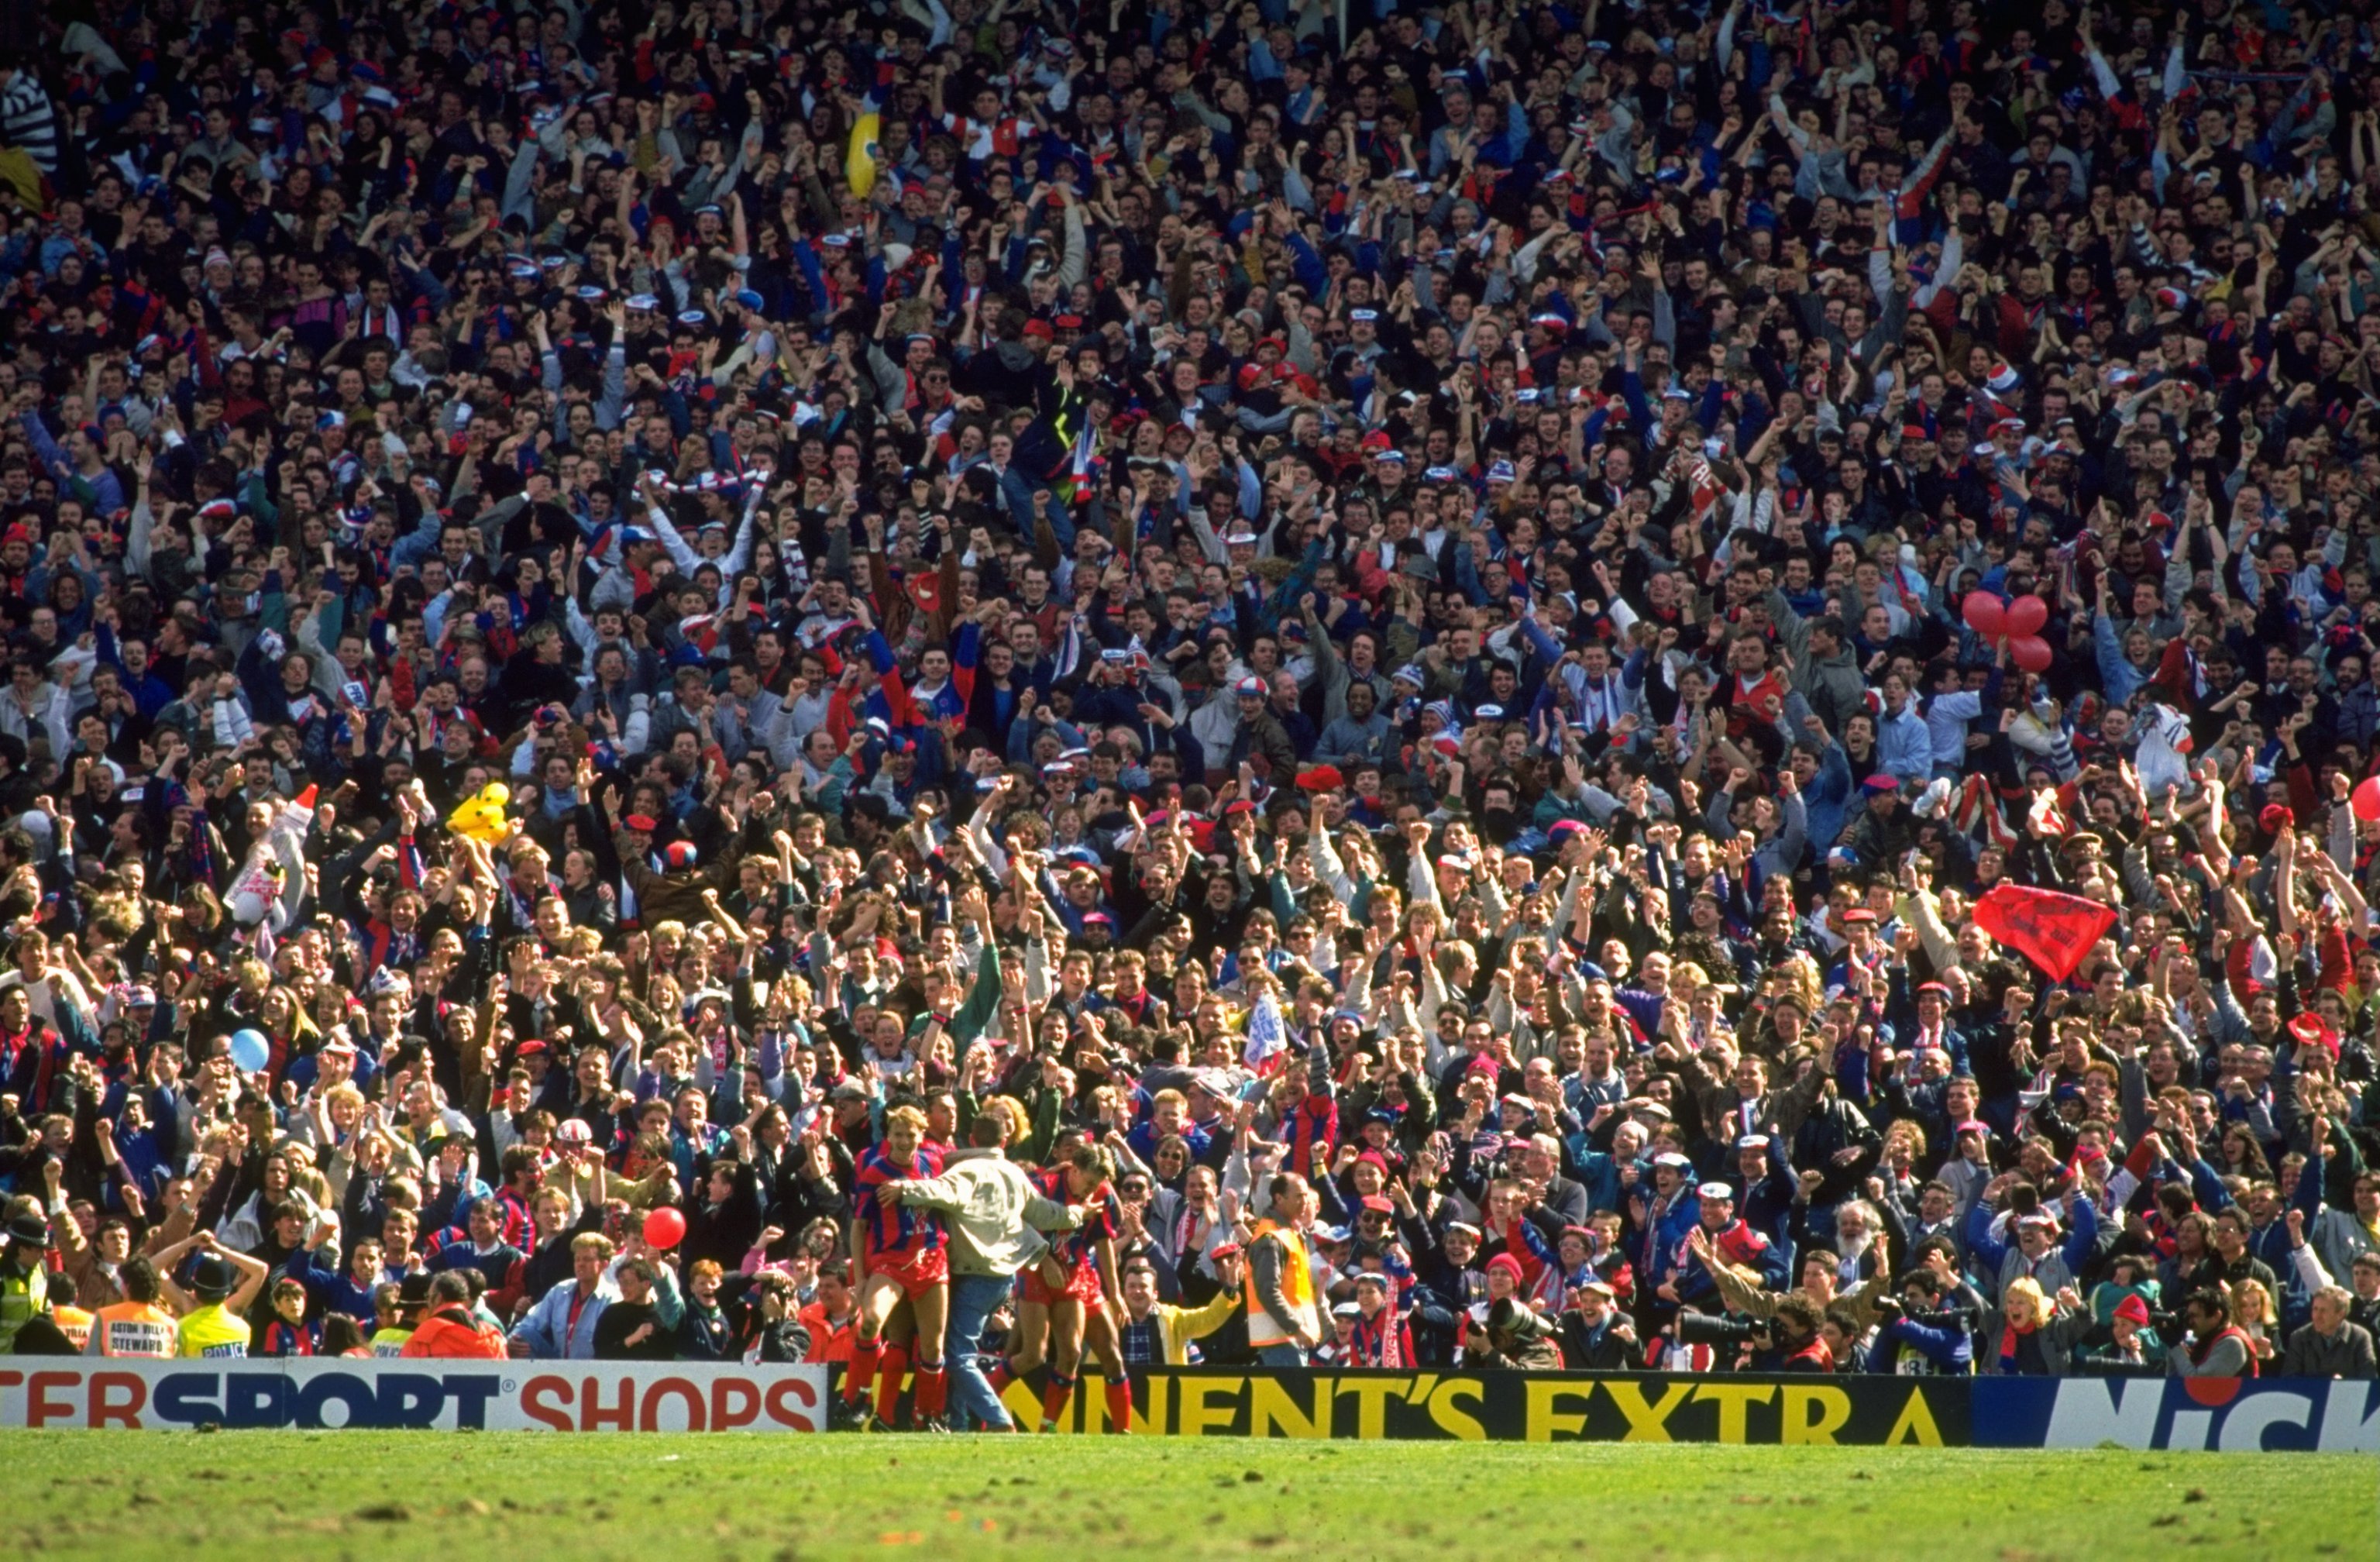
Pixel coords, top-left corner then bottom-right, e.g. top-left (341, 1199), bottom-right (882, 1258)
top-left (446, 782), bottom-right (513, 845)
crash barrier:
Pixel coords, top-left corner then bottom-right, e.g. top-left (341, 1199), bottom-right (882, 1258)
top-left (4, 1362), bottom-right (2374, 1449)
top-left (1974, 1375), bottom-right (2379, 1453)
top-left (994, 1369), bottom-right (2377, 1450)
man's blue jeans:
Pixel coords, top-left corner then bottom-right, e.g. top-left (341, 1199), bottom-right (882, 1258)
top-left (998, 465), bottom-right (1076, 550)
top-left (945, 1271), bottom-right (1015, 1430)
top-left (1256, 1341), bottom-right (1307, 1368)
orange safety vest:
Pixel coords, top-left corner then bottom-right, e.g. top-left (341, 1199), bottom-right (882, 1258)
top-left (84, 1300), bottom-right (176, 1357)
top-left (1242, 1220), bottom-right (1321, 1348)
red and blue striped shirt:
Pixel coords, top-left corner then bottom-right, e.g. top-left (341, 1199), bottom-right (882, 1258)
top-left (854, 1144), bottom-right (948, 1261)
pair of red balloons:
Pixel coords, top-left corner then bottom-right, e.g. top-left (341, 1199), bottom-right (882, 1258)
top-left (1963, 593), bottom-right (2055, 673)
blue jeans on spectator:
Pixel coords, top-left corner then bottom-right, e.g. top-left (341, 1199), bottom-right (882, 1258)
top-left (945, 1271), bottom-right (1014, 1430)
top-left (1257, 1341), bottom-right (1307, 1368)
top-left (998, 465), bottom-right (1076, 551)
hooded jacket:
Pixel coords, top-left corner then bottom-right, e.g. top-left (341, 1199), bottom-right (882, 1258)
top-left (400, 1304), bottom-right (508, 1359)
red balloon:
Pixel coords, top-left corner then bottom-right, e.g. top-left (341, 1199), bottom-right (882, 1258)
top-left (2354, 776), bottom-right (2380, 823)
top-left (2008, 635), bottom-right (2054, 673)
top-left (2003, 594), bottom-right (2049, 638)
top-left (643, 1206), bottom-right (688, 1250)
top-left (1962, 592), bottom-right (2007, 638)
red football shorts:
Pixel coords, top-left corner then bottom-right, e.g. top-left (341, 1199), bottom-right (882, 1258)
top-left (1022, 1258), bottom-right (1104, 1308)
top-left (868, 1248), bottom-right (950, 1297)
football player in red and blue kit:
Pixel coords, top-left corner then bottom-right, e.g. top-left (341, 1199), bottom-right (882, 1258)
top-left (996, 1137), bottom-right (1130, 1433)
top-left (839, 1103), bottom-right (951, 1430)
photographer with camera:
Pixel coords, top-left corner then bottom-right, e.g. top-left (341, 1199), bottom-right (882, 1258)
top-left (1464, 1295), bottom-right (1563, 1371)
top-left (2168, 1287), bottom-right (2258, 1379)
top-left (1693, 1220), bottom-right (1895, 1336)
top-left (1864, 1251), bottom-right (1984, 1375)
top-left (1757, 1294), bottom-right (1833, 1373)
top-left (1666, 1219), bottom-right (1879, 1373)
top-left (1670, 1304), bottom-right (1774, 1371)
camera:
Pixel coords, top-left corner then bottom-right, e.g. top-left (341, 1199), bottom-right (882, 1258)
top-left (1673, 1309), bottom-right (1767, 1350)
top-left (2075, 1354), bottom-right (2165, 1378)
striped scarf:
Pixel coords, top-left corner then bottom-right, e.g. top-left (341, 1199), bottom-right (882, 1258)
top-left (1346, 1306), bottom-right (1410, 1368)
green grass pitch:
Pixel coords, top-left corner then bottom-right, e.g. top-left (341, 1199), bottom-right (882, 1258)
top-left (1, 1432), bottom-right (2370, 1560)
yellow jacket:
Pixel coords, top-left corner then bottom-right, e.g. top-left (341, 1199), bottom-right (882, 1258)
top-left (1141, 1289), bottom-right (1241, 1365)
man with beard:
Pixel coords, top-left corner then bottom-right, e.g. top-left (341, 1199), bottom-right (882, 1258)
top-left (1316, 680), bottom-right (1394, 772)
top-left (1476, 772), bottom-right (1528, 848)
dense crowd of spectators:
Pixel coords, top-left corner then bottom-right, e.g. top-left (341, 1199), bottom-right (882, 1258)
top-left (2, 0), bottom-right (2378, 1423)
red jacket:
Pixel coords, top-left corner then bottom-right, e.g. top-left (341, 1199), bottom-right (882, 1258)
top-left (800, 1302), bottom-right (855, 1363)
top-left (399, 1306), bottom-right (507, 1358)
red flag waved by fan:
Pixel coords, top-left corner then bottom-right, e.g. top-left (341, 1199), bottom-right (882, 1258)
top-left (1973, 885), bottom-right (2117, 982)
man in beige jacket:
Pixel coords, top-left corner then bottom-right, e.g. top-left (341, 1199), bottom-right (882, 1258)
top-left (890, 1117), bottom-right (1082, 1430)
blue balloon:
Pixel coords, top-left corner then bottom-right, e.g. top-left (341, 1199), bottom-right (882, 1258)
top-left (229, 1029), bottom-right (271, 1075)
